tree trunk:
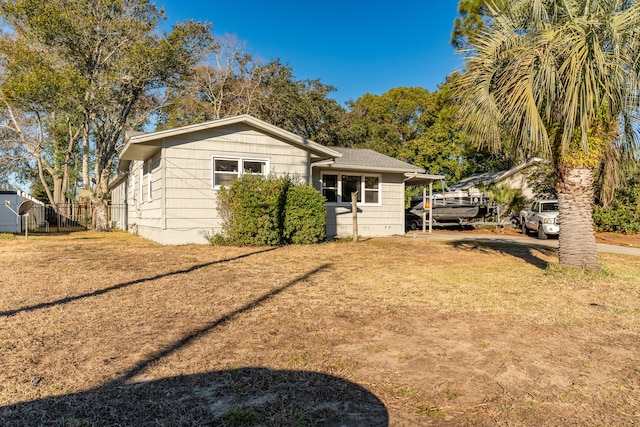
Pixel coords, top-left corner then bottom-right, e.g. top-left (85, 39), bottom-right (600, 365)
top-left (557, 166), bottom-right (599, 271)
top-left (92, 168), bottom-right (111, 231)
top-left (92, 198), bottom-right (109, 232)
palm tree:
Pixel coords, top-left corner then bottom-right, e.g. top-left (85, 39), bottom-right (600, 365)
top-left (456, 0), bottom-right (640, 271)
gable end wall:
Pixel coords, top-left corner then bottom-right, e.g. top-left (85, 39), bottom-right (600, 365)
top-left (132, 124), bottom-right (312, 244)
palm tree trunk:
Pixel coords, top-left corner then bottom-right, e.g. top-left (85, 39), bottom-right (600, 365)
top-left (557, 167), bottom-right (599, 271)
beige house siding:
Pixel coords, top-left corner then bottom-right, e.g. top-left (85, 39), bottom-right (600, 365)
top-left (109, 179), bottom-right (128, 230)
top-left (498, 170), bottom-right (536, 201)
top-left (127, 125), bottom-right (313, 244)
top-left (313, 170), bottom-right (406, 237)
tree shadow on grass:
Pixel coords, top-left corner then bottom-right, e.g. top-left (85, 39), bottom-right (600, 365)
top-left (0, 247), bottom-right (279, 318)
top-left (0, 368), bottom-right (388, 426)
top-left (0, 263), bottom-right (389, 426)
top-left (447, 239), bottom-right (557, 270)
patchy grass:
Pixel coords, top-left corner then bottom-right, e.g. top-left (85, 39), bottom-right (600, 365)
top-left (0, 231), bottom-right (639, 425)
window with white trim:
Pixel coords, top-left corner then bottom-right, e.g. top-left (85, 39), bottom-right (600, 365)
top-left (321, 174), bottom-right (337, 202)
top-left (130, 173), bottom-right (135, 204)
top-left (342, 175), bottom-right (361, 203)
top-left (139, 167), bottom-right (144, 204)
top-left (321, 173), bottom-right (381, 205)
top-left (212, 157), bottom-right (269, 188)
top-left (363, 176), bottom-right (380, 203)
top-left (146, 159), bottom-right (153, 202)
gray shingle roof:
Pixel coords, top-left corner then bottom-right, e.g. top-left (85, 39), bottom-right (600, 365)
top-left (330, 147), bottom-right (423, 172)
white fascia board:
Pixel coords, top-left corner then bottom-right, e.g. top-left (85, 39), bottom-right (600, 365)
top-left (122, 115), bottom-right (341, 160)
top-left (403, 172), bottom-right (446, 185)
top-left (319, 163), bottom-right (425, 174)
top-left (497, 157), bottom-right (548, 182)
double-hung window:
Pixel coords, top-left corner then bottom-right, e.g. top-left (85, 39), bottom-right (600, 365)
top-left (146, 159), bottom-right (153, 203)
top-left (363, 176), bottom-right (379, 203)
top-left (321, 174), bottom-right (338, 202)
top-left (321, 173), bottom-right (381, 205)
top-left (130, 173), bottom-right (135, 204)
top-left (213, 157), bottom-right (269, 188)
top-left (341, 175), bottom-right (361, 203)
top-left (139, 168), bottom-right (144, 204)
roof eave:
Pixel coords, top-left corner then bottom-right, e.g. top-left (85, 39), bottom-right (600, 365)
top-left (497, 157), bottom-right (548, 182)
top-left (108, 171), bottom-right (129, 190)
top-left (121, 115), bottom-right (341, 160)
top-left (317, 164), bottom-right (425, 174)
top-left (403, 172), bottom-right (446, 185)
top-left (119, 143), bottom-right (161, 161)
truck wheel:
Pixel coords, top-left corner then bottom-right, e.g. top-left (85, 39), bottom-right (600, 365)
top-left (538, 224), bottom-right (548, 240)
top-left (521, 220), bottom-right (528, 235)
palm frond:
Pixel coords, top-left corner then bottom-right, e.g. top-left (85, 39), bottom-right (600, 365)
top-left (457, 0), bottom-right (640, 163)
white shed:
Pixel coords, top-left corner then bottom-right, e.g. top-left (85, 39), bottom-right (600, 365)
top-left (0, 190), bottom-right (46, 233)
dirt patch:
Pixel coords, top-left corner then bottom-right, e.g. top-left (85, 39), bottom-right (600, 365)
top-left (1, 232), bottom-right (639, 425)
top-left (594, 232), bottom-right (640, 247)
top-left (429, 226), bottom-right (640, 247)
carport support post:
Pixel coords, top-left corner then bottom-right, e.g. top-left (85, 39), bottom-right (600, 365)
top-left (351, 192), bottom-right (358, 242)
top-left (429, 181), bottom-right (433, 233)
top-left (422, 187), bottom-right (426, 233)
top-left (421, 184), bottom-right (433, 234)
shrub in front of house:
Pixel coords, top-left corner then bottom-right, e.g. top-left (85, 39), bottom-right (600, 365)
top-left (283, 183), bottom-right (327, 244)
top-left (216, 175), bottom-right (289, 246)
top-left (212, 175), bottom-right (326, 246)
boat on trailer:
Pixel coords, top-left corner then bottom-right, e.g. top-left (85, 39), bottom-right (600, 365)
top-left (409, 186), bottom-right (494, 223)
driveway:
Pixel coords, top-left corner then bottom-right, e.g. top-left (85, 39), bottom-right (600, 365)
top-left (405, 231), bottom-right (640, 257)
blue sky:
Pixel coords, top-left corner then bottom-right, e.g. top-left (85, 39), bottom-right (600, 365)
top-left (159, 1), bottom-right (464, 105)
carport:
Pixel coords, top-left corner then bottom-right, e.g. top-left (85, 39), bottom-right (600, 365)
top-left (403, 172), bottom-right (445, 233)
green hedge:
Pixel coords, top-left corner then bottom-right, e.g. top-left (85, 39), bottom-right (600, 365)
top-left (593, 204), bottom-right (640, 234)
top-left (211, 175), bottom-right (326, 246)
top-left (593, 174), bottom-right (640, 234)
top-left (284, 184), bottom-right (327, 244)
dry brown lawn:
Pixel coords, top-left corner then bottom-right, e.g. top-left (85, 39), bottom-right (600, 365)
top-left (1, 231), bottom-right (639, 426)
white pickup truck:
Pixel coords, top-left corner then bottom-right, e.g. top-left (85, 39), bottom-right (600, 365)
top-left (520, 200), bottom-right (559, 240)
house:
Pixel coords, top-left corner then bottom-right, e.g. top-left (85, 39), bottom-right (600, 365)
top-left (77, 188), bottom-right (92, 206)
top-left (449, 158), bottom-right (548, 201)
top-left (109, 115), bottom-right (440, 245)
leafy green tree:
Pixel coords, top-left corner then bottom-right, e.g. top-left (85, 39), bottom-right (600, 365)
top-left (456, 0), bottom-right (640, 271)
top-left (0, 0), bottom-right (212, 230)
top-left (0, 29), bottom-right (83, 205)
top-left (159, 35), bottom-right (273, 129)
top-left (343, 87), bottom-right (432, 158)
top-left (256, 64), bottom-right (346, 146)
top-left (593, 165), bottom-right (640, 234)
top-left (343, 82), bottom-right (510, 184)
top-left (451, 0), bottom-right (508, 49)
top-left (0, 120), bottom-right (30, 189)
top-left (526, 162), bottom-right (557, 200)
top-left (159, 42), bottom-right (347, 147)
